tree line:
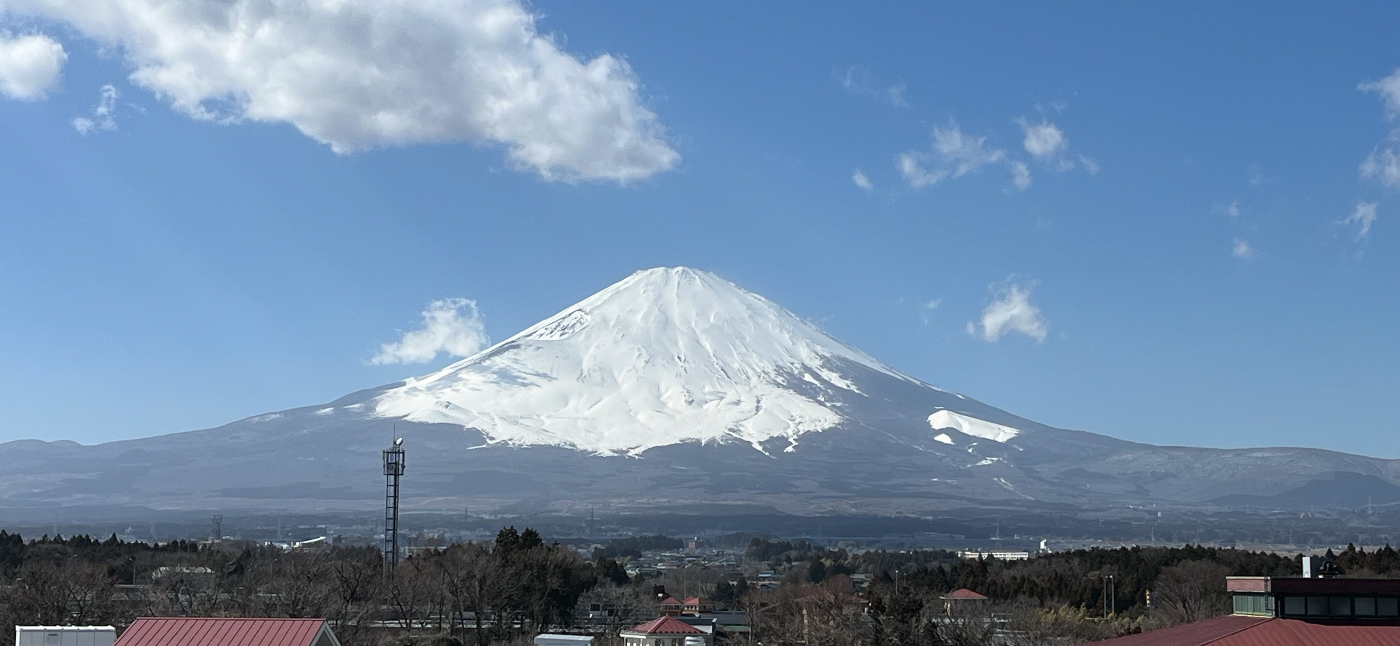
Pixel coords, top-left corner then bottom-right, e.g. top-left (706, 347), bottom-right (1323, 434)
top-left (5, 528), bottom-right (1397, 646)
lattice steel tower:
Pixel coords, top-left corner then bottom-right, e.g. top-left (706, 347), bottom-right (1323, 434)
top-left (382, 437), bottom-right (406, 580)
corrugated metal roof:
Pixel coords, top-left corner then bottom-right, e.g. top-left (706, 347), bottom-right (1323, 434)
top-left (115, 618), bottom-right (328, 646)
top-left (1091, 616), bottom-right (1400, 645)
top-left (627, 617), bottom-right (704, 635)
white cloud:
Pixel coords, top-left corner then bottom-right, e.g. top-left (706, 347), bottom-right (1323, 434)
top-left (1360, 146), bottom-right (1400, 188)
top-left (898, 121), bottom-right (1006, 188)
top-left (1361, 69), bottom-right (1400, 119)
top-left (1018, 118), bottom-right (1067, 160)
top-left (1359, 70), bottom-right (1400, 189)
top-left (72, 84), bottom-right (118, 134)
top-left (372, 298), bottom-right (489, 365)
top-left (0, 33), bottom-right (66, 100)
top-left (1079, 155), bottom-right (1099, 175)
top-left (923, 299), bottom-right (941, 310)
top-left (1232, 238), bottom-right (1256, 259)
top-left (887, 82), bottom-right (908, 108)
top-left (7, 0), bottom-right (677, 182)
top-left (836, 65), bottom-right (907, 108)
top-left (1344, 202), bottom-right (1378, 241)
top-left (1247, 163), bottom-right (1269, 186)
top-left (1009, 160), bottom-right (1031, 191)
top-left (851, 169), bottom-right (873, 191)
top-left (1224, 201), bottom-right (1241, 219)
top-left (969, 279), bottom-right (1048, 343)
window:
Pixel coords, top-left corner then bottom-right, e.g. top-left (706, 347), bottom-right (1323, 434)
top-left (1330, 596), bottom-right (1351, 616)
top-left (1284, 596), bottom-right (1306, 616)
top-left (1307, 597), bottom-right (1328, 616)
top-left (1380, 597), bottom-right (1400, 617)
top-left (1357, 597), bottom-right (1377, 616)
top-left (1232, 594), bottom-right (1271, 616)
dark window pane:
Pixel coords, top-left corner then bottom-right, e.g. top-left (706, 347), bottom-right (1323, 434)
top-left (1380, 597), bottom-right (1399, 617)
top-left (1330, 596), bottom-right (1351, 616)
top-left (1284, 597), bottom-right (1306, 616)
top-left (1357, 597), bottom-right (1377, 616)
top-left (1308, 597), bottom-right (1328, 616)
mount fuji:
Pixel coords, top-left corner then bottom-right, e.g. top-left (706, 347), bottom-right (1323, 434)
top-left (2, 267), bottom-right (1398, 520)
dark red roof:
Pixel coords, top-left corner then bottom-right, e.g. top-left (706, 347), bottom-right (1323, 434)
top-left (1091, 615), bottom-right (1400, 645)
top-left (942, 588), bottom-right (988, 600)
top-left (628, 617), bottom-right (705, 635)
top-left (116, 619), bottom-right (329, 646)
top-left (682, 596), bottom-right (705, 605)
top-left (659, 596), bottom-right (682, 605)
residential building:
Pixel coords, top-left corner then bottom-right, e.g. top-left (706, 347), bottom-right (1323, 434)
top-left (620, 617), bottom-right (709, 646)
top-left (1091, 574), bottom-right (1400, 644)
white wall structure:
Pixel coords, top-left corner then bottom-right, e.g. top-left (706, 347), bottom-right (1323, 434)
top-left (16, 627), bottom-right (117, 646)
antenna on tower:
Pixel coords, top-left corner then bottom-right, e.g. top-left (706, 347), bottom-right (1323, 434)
top-left (211, 515), bottom-right (223, 543)
top-left (383, 435), bottom-right (407, 582)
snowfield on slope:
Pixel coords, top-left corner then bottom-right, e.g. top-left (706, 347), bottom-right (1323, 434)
top-left (928, 409), bottom-right (1020, 443)
top-left (373, 267), bottom-right (924, 455)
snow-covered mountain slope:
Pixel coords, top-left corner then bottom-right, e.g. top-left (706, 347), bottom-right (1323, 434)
top-left (373, 267), bottom-right (934, 455)
top-left (4, 265), bottom-right (1399, 520)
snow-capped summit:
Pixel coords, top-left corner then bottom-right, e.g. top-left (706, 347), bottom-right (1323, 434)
top-left (373, 267), bottom-right (927, 455)
top-left (7, 266), bottom-right (1398, 518)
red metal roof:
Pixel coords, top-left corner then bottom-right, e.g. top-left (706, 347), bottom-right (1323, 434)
top-left (659, 596), bottom-right (682, 605)
top-left (1091, 615), bottom-right (1400, 645)
top-left (628, 617), bottom-right (705, 635)
top-left (116, 618), bottom-right (329, 646)
top-left (942, 588), bottom-right (988, 600)
top-left (682, 596), bottom-right (704, 605)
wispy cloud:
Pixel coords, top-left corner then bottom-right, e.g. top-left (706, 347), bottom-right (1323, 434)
top-left (1343, 202), bottom-right (1379, 241)
top-left (8, 0), bottom-right (677, 182)
top-left (372, 298), bottom-right (489, 365)
top-left (1232, 238), bottom-right (1256, 259)
top-left (836, 65), bottom-right (908, 108)
top-left (72, 84), bottom-right (119, 134)
top-left (852, 169), bottom-right (873, 191)
top-left (1018, 117), bottom-right (1097, 175)
top-left (968, 279), bottom-right (1049, 343)
top-left (1009, 161), bottom-right (1031, 191)
top-left (0, 33), bottom-right (66, 100)
top-left (898, 121), bottom-right (1007, 188)
top-left (1019, 119), bottom-right (1067, 160)
top-left (1247, 164), bottom-right (1271, 186)
top-left (1360, 69), bottom-right (1400, 189)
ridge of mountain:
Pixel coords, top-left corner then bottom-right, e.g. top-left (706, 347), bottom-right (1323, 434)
top-left (0, 266), bottom-right (1397, 521)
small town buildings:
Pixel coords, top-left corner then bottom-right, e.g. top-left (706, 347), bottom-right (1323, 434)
top-left (114, 618), bottom-right (342, 646)
top-left (681, 597), bottom-right (712, 615)
top-left (956, 550), bottom-right (1030, 561)
top-left (659, 596), bottom-right (684, 616)
top-left (620, 617), bottom-right (709, 646)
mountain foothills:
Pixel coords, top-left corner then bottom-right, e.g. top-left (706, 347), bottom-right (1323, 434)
top-left (1, 267), bottom-right (1397, 520)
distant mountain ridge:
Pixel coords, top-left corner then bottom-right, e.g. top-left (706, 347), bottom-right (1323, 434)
top-left (1, 267), bottom-right (1397, 520)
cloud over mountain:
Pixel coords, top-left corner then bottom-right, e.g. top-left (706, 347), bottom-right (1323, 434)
top-left (5, 0), bottom-right (678, 181)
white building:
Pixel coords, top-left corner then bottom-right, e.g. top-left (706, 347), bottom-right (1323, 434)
top-left (15, 626), bottom-right (116, 646)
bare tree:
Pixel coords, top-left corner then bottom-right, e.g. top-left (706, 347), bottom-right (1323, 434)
top-left (1151, 560), bottom-right (1231, 625)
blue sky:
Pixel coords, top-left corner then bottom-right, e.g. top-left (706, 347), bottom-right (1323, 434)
top-left (1, 1), bottom-right (1398, 456)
